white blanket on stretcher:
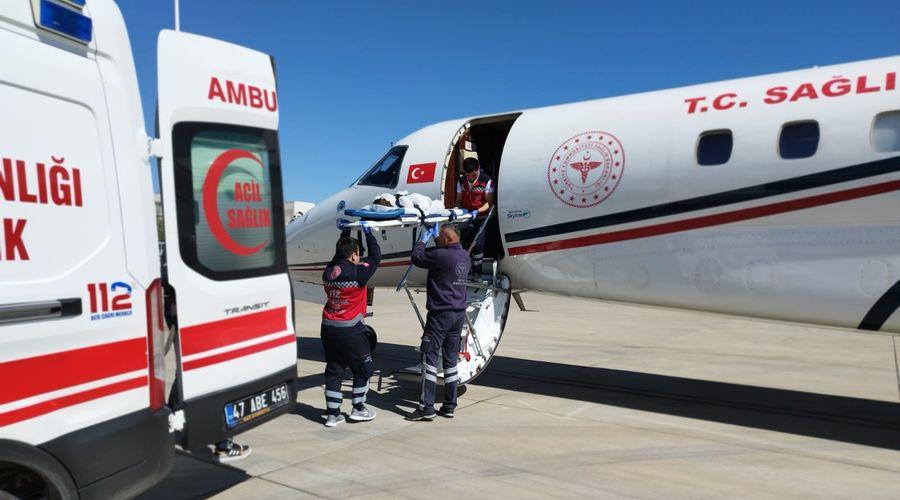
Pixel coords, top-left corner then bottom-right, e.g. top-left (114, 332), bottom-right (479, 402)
top-left (362, 191), bottom-right (449, 216)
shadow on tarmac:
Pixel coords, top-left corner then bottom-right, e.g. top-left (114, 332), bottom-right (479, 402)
top-left (296, 336), bottom-right (900, 451)
top-left (136, 450), bottom-right (249, 500)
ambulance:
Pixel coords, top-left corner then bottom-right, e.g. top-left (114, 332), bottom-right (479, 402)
top-left (0, 1), bottom-right (297, 498)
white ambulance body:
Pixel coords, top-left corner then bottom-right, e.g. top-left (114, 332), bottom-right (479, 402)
top-left (0, 1), bottom-right (296, 498)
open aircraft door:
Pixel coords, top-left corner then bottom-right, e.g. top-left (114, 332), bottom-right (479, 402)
top-left (156, 30), bottom-right (295, 448)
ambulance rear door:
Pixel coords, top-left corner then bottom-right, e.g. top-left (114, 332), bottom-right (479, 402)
top-left (156, 30), bottom-right (295, 448)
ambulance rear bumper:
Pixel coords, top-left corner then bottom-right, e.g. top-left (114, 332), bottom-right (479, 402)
top-left (178, 366), bottom-right (297, 450)
top-left (40, 407), bottom-right (174, 500)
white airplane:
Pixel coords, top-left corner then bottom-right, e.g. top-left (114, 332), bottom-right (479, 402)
top-left (288, 54), bottom-right (900, 382)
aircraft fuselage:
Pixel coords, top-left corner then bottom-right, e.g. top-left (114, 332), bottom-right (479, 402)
top-left (289, 54), bottom-right (900, 333)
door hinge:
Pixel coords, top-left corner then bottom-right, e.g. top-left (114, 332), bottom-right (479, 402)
top-left (148, 138), bottom-right (164, 159)
top-left (168, 409), bottom-right (185, 433)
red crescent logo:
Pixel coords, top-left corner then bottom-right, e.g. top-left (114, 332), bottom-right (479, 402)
top-left (202, 149), bottom-right (268, 256)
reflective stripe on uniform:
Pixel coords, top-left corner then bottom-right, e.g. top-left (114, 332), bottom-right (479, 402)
top-left (444, 375), bottom-right (459, 383)
top-left (325, 390), bottom-right (342, 399)
top-left (424, 373), bottom-right (437, 383)
top-left (444, 366), bottom-right (458, 375)
top-left (423, 363), bottom-right (437, 374)
top-left (419, 354), bottom-right (429, 404)
top-left (353, 386), bottom-right (368, 403)
top-left (322, 313), bottom-right (364, 328)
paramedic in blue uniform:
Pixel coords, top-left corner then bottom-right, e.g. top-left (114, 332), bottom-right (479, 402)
top-left (320, 222), bottom-right (381, 427)
top-left (406, 223), bottom-right (471, 421)
top-left (456, 157), bottom-right (495, 277)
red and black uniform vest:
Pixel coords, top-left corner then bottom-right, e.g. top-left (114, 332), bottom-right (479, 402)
top-left (457, 172), bottom-right (494, 213)
top-left (321, 232), bottom-right (381, 332)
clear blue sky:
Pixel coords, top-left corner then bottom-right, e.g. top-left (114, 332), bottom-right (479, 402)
top-left (117, 0), bottom-right (900, 204)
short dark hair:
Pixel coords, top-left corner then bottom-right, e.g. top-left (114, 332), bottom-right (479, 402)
top-left (335, 236), bottom-right (359, 259)
top-left (441, 223), bottom-right (460, 239)
top-left (462, 157), bottom-right (480, 173)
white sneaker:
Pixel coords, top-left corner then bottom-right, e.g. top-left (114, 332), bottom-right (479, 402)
top-left (324, 413), bottom-right (346, 428)
top-left (348, 406), bottom-right (377, 422)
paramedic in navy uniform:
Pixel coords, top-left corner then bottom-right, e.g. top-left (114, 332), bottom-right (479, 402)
top-left (456, 157), bottom-right (495, 277)
top-left (406, 224), bottom-right (471, 421)
top-left (320, 222), bottom-right (381, 427)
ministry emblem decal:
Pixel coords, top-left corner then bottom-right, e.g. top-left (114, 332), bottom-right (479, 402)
top-left (547, 131), bottom-right (624, 208)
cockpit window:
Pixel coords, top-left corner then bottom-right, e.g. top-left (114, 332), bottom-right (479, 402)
top-left (355, 145), bottom-right (407, 188)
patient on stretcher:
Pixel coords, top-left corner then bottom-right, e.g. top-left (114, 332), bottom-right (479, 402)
top-left (344, 191), bottom-right (469, 222)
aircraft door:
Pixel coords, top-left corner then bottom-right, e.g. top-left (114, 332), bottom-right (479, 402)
top-left (157, 30), bottom-right (295, 448)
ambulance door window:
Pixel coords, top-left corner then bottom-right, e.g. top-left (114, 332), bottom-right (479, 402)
top-left (355, 146), bottom-right (407, 188)
top-left (172, 122), bottom-right (286, 280)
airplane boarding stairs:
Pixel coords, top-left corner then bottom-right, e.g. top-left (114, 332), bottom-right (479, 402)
top-left (397, 264), bottom-right (512, 386)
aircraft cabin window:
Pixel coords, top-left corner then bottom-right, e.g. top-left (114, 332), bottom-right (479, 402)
top-left (696, 130), bottom-right (733, 166)
top-left (356, 145), bottom-right (408, 188)
top-left (779, 121), bottom-right (819, 159)
top-left (871, 111), bottom-right (900, 152)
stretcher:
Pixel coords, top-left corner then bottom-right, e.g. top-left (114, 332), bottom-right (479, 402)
top-left (337, 207), bottom-right (475, 230)
top-left (336, 201), bottom-right (478, 291)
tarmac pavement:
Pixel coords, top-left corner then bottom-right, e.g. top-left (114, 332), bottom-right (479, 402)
top-left (138, 289), bottom-right (900, 499)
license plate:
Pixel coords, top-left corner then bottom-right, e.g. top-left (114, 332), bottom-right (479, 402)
top-left (224, 383), bottom-right (290, 429)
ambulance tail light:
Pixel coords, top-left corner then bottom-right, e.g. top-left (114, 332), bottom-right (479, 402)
top-left (146, 279), bottom-right (166, 411)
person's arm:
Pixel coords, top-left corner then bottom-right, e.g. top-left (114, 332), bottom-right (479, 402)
top-left (455, 179), bottom-right (464, 208)
top-left (356, 231), bottom-right (381, 286)
top-left (322, 224), bottom-right (348, 281)
top-left (411, 241), bottom-right (440, 269)
top-left (478, 179), bottom-right (495, 214)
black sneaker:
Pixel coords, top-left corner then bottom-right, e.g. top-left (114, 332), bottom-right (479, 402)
top-left (215, 440), bottom-right (252, 463)
top-left (437, 406), bottom-right (455, 418)
top-left (405, 408), bottom-right (436, 421)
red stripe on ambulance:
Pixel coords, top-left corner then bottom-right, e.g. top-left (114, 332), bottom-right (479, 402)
top-left (0, 338), bottom-right (147, 406)
top-left (0, 376), bottom-right (147, 427)
top-left (180, 306), bottom-right (288, 356)
top-left (183, 333), bottom-right (294, 371)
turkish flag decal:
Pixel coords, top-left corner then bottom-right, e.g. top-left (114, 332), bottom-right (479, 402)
top-left (407, 162), bottom-right (437, 184)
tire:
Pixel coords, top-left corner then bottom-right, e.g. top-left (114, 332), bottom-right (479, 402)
top-left (0, 442), bottom-right (77, 500)
top-left (365, 325), bottom-right (378, 353)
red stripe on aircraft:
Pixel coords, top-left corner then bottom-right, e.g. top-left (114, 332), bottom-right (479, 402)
top-left (0, 376), bottom-right (147, 428)
top-left (0, 338), bottom-right (148, 406)
top-left (381, 260), bottom-right (412, 267)
top-left (180, 307), bottom-right (288, 356)
top-left (509, 178), bottom-right (900, 256)
top-left (183, 333), bottom-right (295, 371)
top-left (290, 260), bottom-right (412, 272)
